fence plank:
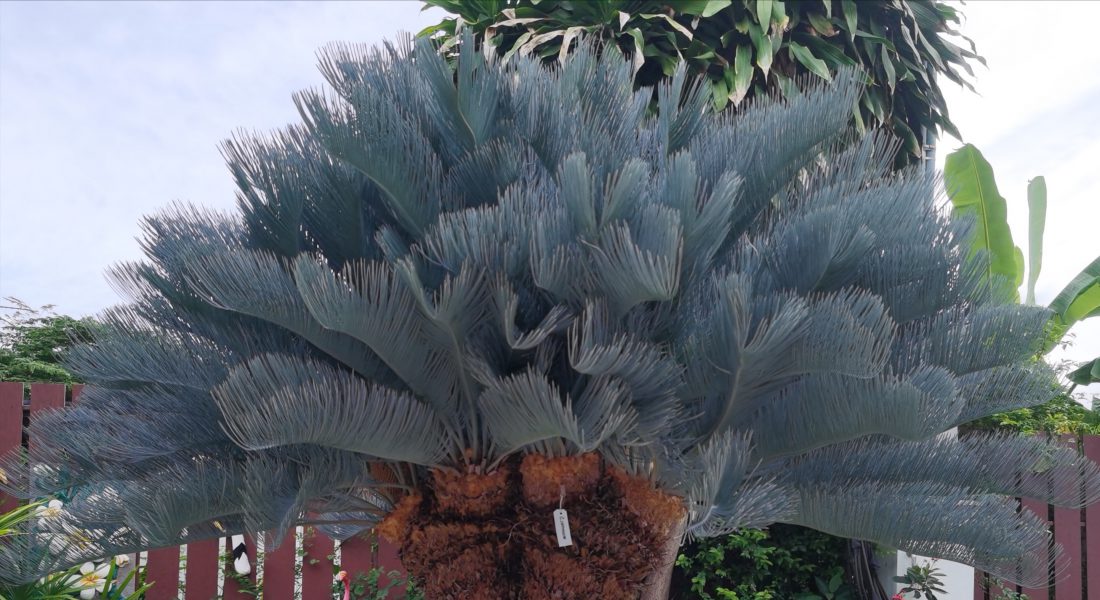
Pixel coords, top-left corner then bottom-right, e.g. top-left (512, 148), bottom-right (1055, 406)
top-left (262, 531), bottom-right (297, 600)
top-left (71, 383), bottom-right (84, 403)
top-left (302, 528), bottom-right (335, 600)
top-left (376, 537), bottom-right (403, 590)
top-left (28, 383), bottom-right (64, 415)
top-left (1086, 435), bottom-right (1100, 600)
top-left (338, 532), bottom-right (374, 579)
top-left (1053, 503), bottom-right (1082, 600)
top-left (223, 535), bottom-right (257, 600)
top-left (1020, 497), bottom-right (1051, 600)
top-left (974, 571), bottom-right (986, 600)
top-left (974, 570), bottom-right (1015, 600)
top-left (0, 382), bottom-right (22, 513)
top-left (1052, 436), bottom-right (1083, 600)
top-left (145, 546), bottom-right (181, 600)
top-left (184, 538), bottom-right (219, 600)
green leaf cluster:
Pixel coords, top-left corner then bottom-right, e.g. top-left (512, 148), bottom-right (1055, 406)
top-left (893, 560), bottom-right (946, 600)
top-left (421, 0), bottom-right (982, 167)
top-left (671, 524), bottom-right (851, 599)
top-left (0, 298), bottom-right (98, 384)
top-left (330, 569), bottom-right (424, 600)
top-left (964, 392), bottom-right (1100, 437)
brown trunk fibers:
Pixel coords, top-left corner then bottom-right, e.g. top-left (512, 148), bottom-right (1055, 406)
top-left (377, 453), bottom-right (686, 599)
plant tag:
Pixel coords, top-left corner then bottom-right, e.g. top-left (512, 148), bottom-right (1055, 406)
top-left (553, 508), bottom-right (572, 547)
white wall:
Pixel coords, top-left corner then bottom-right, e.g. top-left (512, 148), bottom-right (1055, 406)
top-left (878, 551), bottom-right (974, 600)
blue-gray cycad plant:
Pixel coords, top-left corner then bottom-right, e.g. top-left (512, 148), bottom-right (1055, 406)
top-left (1, 36), bottom-right (1096, 592)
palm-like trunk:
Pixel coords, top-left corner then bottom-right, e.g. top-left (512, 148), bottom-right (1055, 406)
top-left (378, 454), bottom-right (685, 599)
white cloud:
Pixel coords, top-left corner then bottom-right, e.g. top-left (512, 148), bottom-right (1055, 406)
top-left (0, 0), bottom-right (444, 316)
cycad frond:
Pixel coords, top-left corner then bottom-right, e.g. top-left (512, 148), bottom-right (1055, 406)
top-left (3, 35), bottom-right (1095, 589)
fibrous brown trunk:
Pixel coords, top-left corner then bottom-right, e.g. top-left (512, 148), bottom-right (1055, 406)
top-left (377, 453), bottom-right (686, 599)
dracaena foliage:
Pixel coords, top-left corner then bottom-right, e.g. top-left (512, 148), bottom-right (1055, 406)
top-left (0, 36), bottom-right (1094, 587)
top-left (421, 0), bottom-right (983, 168)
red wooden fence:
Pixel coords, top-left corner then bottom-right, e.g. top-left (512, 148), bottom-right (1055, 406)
top-left (12, 379), bottom-right (1100, 599)
top-left (973, 433), bottom-right (1100, 600)
top-left (0, 382), bottom-right (406, 599)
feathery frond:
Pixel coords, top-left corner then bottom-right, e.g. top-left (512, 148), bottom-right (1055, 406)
top-left (2, 35), bottom-right (1093, 589)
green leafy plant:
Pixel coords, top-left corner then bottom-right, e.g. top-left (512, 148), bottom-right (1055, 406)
top-left (893, 559), bottom-right (946, 600)
top-left (0, 297), bottom-right (97, 384)
top-left (797, 570), bottom-right (853, 600)
top-left (331, 569), bottom-right (424, 600)
top-left (421, 0), bottom-right (982, 166)
top-left (96, 560), bottom-right (152, 600)
top-left (671, 524), bottom-right (851, 599)
top-left (0, 500), bottom-right (45, 537)
top-left (0, 500), bottom-right (80, 600)
top-left (1, 501), bottom-right (151, 600)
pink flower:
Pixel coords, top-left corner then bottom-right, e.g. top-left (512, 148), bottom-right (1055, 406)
top-left (892, 595), bottom-right (904, 600)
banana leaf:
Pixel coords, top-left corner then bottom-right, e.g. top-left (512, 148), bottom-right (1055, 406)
top-left (1025, 176), bottom-right (1046, 305)
top-left (943, 144), bottom-right (1020, 301)
top-left (1048, 256), bottom-right (1100, 343)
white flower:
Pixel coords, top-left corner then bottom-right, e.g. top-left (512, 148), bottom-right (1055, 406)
top-left (34, 499), bottom-right (64, 520)
top-left (75, 561), bottom-right (110, 600)
top-left (114, 554), bottom-right (130, 568)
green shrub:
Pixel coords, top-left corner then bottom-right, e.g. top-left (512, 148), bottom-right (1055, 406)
top-left (672, 524), bottom-right (850, 599)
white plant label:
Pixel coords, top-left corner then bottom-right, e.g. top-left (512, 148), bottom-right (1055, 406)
top-left (553, 508), bottom-right (573, 547)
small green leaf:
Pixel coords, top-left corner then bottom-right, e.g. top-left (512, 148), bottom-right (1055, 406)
top-left (775, 72), bottom-right (798, 99)
top-left (748, 24), bottom-right (773, 75)
top-left (789, 41), bottom-right (832, 80)
top-left (881, 45), bottom-right (896, 91)
top-left (702, 0), bottom-right (733, 18)
top-left (841, 0), bottom-right (858, 36)
top-left (712, 77), bottom-right (730, 111)
top-left (807, 12), bottom-right (835, 36)
top-left (891, 115), bottom-right (920, 156)
top-left (756, 0), bottom-right (774, 26)
top-left (795, 32), bottom-right (856, 66)
top-left (730, 43), bottom-right (754, 105)
top-left (625, 27), bottom-right (646, 74)
top-left (772, 0), bottom-right (789, 30)
top-left (501, 31), bottom-right (534, 63)
top-left (1025, 176), bottom-right (1047, 305)
top-left (675, 0), bottom-right (712, 15)
top-left (640, 13), bottom-right (695, 40)
top-left (851, 99), bottom-right (866, 135)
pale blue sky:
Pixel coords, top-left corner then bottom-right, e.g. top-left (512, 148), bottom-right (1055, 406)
top-left (1, 1), bottom-right (1097, 390)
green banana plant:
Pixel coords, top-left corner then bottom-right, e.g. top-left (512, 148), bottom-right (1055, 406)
top-left (943, 144), bottom-right (1022, 302)
top-left (944, 144), bottom-right (1100, 385)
